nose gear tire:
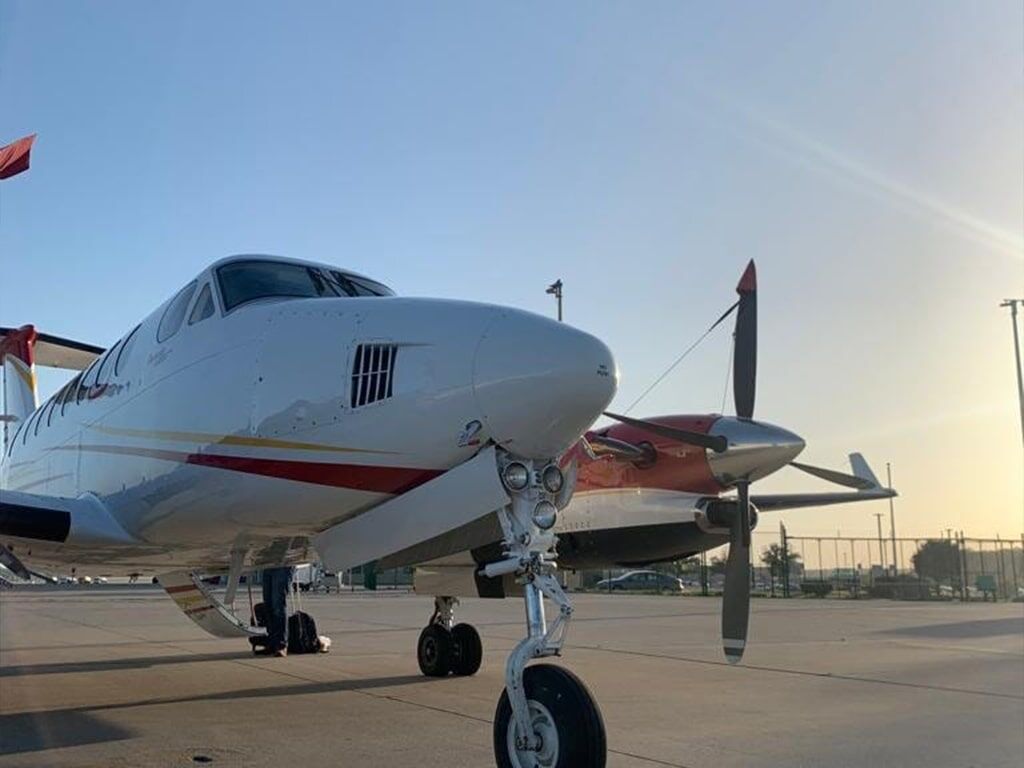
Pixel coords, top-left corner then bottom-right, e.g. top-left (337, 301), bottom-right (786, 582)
top-left (493, 664), bottom-right (606, 768)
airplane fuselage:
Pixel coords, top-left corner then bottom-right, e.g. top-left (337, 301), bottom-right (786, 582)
top-left (1, 255), bottom-right (617, 574)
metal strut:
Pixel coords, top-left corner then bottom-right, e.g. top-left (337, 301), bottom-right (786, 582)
top-left (430, 595), bottom-right (457, 630)
top-left (487, 452), bottom-right (574, 758)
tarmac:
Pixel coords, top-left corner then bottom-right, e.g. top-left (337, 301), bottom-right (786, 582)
top-left (1, 586), bottom-right (1022, 768)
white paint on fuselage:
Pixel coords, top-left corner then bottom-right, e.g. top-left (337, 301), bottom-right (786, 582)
top-left (1, 256), bottom-right (617, 574)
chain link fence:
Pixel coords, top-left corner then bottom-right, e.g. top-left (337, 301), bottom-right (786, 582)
top-left (569, 530), bottom-right (1024, 602)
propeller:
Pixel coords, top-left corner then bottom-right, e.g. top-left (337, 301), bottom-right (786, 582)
top-left (721, 260), bottom-right (756, 663)
top-left (733, 260), bottom-right (757, 420)
top-left (587, 433), bottom-right (654, 463)
top-left (722, 480), bottom-right (752, 664)
top-left (602, 260), bottom-right (761, 665)
top-left (602, 411), bottom-right (727, 453)
top-left (789, 460), bottom-right (875, 490)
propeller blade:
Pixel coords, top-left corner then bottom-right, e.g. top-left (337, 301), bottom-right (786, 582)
top-left (789, 460), bottom-right (875, 490)
top-left (733, 260), bottom-right (757, 420)
top-left (722, 480), bottom-right (751, 664)
top-left (603, 412), bottom-right (728, 453)
top-left (588, 434), bottom-right (651, 462)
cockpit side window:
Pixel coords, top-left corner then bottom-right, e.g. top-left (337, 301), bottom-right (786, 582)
top-left (188, 283), bottom-right (216, 325)
top-left (157, 281), bottom-right (198, 342)
top-left (330, 271), bottom-right (395, 297)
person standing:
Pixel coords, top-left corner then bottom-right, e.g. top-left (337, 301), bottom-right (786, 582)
top-left (261, 565), bottom-right (294, 656)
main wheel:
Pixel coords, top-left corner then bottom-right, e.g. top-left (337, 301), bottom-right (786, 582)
top-left (493, 664), bottom-right (606, 768)
top-left (417, 624), bottom-right (452, 677)
top-left (450, 623), bottom-right (483, 676)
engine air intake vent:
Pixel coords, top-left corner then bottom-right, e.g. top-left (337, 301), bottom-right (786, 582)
top-left (351, 344), bottom-right (397, 408)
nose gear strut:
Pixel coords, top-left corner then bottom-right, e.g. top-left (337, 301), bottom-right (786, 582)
top-left (489, 450), bottom-right (606, 767)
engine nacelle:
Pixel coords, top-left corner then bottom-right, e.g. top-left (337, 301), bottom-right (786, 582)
top-left (699, 499), bottom-right (759, 534)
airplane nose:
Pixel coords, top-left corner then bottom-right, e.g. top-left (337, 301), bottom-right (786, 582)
top-left (473, 310), bottom-right (617, 459)
top-left (706, 418), bottom-right (805, 487)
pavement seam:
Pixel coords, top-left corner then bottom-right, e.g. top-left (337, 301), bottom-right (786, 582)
top-left (559, 642), bottom-right (1024, 701)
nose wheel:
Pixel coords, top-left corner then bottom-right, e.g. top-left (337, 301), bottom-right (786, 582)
top-left (417, 597), bottom-right (483, 677)
top-left (493, 664), bottom-right (606, 768)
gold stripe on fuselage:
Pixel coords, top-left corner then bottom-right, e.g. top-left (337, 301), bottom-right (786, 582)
top-left (89, 424), bottom-right (399, 454)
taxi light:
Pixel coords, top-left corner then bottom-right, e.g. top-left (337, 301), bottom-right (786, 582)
top-left (532, 501), bottom-right (557, 530)
top-left (541, 465), bottom-right (564, 494)
top-left (503, 462), bottom-right (530, 491)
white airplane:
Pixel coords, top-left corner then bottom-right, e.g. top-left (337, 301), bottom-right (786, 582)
top-left (2, 254), bottom-right (619, 767)
top-left (1, 256), bottom-right (894, 768)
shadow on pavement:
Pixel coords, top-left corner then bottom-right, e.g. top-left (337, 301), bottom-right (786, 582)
top-left (879, 617), bottom-right (1024, 639)
top-left (0, 710), bottom-right (134, 755)
top-left (0, 650), bottom-right (252, 677)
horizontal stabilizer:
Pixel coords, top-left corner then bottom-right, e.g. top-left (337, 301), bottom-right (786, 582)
top-left (753, 454), bottom-right (895, 511)
top-left (0, 326), bottom-right (104, 371)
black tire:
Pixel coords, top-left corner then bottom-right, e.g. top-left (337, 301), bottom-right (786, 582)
top-left (450, 623), bottom-right (483, 676)
top-left (493, 664), bottom-right (606, 768)
top-left (417, 624), bottom-right (452, 677)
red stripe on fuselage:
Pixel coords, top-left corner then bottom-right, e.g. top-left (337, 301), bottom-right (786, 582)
top-left (186, 453), bottom-right (442, 494)
top-left (62, 444), bottom-right (444, 494)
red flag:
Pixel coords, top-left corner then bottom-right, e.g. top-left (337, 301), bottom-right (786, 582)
top-left (0, 134), bottom-right (36, 180)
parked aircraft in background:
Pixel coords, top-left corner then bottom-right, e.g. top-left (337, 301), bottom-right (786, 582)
top-left (395, 262), bottom-right (895, 675)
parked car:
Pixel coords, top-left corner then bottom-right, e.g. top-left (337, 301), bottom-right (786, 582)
top-left (595, 570), bottom-right (684, 593)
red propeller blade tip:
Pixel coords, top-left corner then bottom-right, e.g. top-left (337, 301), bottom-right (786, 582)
top-left (736, 260), bottom-right (756, 294)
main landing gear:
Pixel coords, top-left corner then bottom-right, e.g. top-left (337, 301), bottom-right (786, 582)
top-left (488, 453), bottom-right (606, 768)
top-left (417, 596), bottom-right (483, 677)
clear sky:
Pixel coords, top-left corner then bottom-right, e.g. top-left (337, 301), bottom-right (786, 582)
top-left (2, 1), bottom-right (1022, 541)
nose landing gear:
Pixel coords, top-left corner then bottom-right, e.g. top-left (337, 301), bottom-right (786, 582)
top-left (488, 453), bottom-right (606, 768)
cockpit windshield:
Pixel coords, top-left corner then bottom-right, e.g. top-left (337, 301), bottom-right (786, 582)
top-left (217, 260), bottom-right (395, 312)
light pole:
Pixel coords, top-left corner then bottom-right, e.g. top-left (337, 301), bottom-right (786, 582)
top-left (1000, 299), bottom-right (1024, 451)
top-left (546, 280), bottom-right (563, 322)
top-left (887, 462), bottom-right (898, 575)
top-left (874, 512), bottom-right (885, 572)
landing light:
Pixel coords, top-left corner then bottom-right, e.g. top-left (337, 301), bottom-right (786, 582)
top-left (532, 501), bottom-right (557, 530)
top-left (503, 462), bottom-right (530, 491)
top-left (541, 464), bottom-right (564, 494)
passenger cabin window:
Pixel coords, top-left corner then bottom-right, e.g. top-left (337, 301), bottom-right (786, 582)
top-left (76, 357), bottom-right (102, 404)
top-left (188, 283), bottom-right (216, 325)
top-left (157, 281), bottom-right (198, 342)
top-left (115, 325), bottom-right (141, 376)
top-left (60, 373), bottom-right (82, 415)
top-left (94, 337), bottom-right (122, 389)
top-left (217, 260), bottom-right (394, 312)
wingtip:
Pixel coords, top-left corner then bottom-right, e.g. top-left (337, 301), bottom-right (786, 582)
top-left (736, 260), bottom-right (756, 294)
